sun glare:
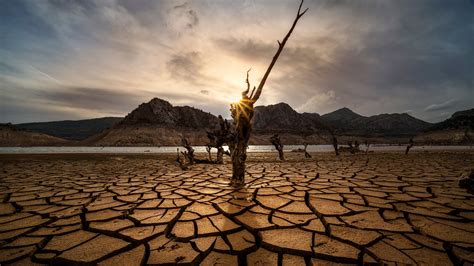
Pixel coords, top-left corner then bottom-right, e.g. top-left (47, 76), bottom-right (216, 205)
top-left (227, 93), bottom-right (242, 104)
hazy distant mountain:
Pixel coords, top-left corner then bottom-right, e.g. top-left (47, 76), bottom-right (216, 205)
top-left (321, 107), bottom-right (364, 127)
top-left (86, 98), bottom-right (220, 146)
top-left (426, 108), bottom-right (473, 131)
top-left (0, 123), bottom-right (68, 146)
top-left (8, 97), bottom-right (468, 146)
top-left (321, 107), bottom-right (431, 137)
top-left (17, 117), bottom-right (123, 140)
top-left (415, 108), bottom-right (473, 144)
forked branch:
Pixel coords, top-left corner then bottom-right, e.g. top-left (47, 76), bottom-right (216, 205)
top-left (250, 0), bottom-right (308, 102)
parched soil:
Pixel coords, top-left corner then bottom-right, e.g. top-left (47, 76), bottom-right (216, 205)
top-left (0, 151), bottom-right (473, 265)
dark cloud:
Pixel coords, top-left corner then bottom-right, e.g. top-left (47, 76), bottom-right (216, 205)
top-left (1, 0), bottom-right (473, 123)
top-left (34, 87), bottom-right (150, 114)
top-left (166, 51), bottom-right (211, 86)
top-left (215, 0), bottom-right (473, 121)
top-left (167, 52), bottom-right (199, 78)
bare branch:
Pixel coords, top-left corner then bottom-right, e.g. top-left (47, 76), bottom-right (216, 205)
top-left (242, 68), bottom-right (251, 98)
top-left (251, 0), bottom-right (307, 102)
top-left (249, 86), bottom-right (256, 99)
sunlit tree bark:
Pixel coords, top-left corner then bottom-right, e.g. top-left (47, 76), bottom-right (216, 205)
top-left (228, 0), bottom-right (308, 187)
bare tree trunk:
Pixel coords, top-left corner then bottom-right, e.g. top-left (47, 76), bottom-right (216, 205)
top-left (332, 135), bottom-right (339, 156)
top-left (181, 138), bottom-right (194, 164)
top-left (270, 134), bottom-right (285, 160)
top-left (175, 148), bottom-right (188, 170)
top-left (206, 145), bottom-right (212, 161)
top-left (304, 143), bottom-right (312, 158)
top-left (216, 147), bottom-right (224, 164)
top-left (227, 0), bottom-right (307, 187)
top-left (207, 115), bottom-right (232, 164)
top-left (405, 138), bottom-right (414, 155)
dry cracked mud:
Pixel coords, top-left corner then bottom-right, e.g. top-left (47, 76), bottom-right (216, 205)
top-left (0, 151), bottom-right (473, 265)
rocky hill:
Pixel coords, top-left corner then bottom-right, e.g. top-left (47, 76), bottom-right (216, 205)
top-left (17, 117), bottom-right (122, 140)
top-left (415, 108), bottom-right (473, 144)
top-left (6, 97), bottom-right (467, 146)
top-left (321, 108), bottom-right (431, 137)
top-left (252, 103), bottom-right (328, 134)
top-left (0, 123), bottom-right (68, 146)
top-left (85, 98), bottom-right (220, 146)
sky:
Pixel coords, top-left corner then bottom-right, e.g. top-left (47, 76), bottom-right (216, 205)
top-left (1, 0), bottom-right (473, 124)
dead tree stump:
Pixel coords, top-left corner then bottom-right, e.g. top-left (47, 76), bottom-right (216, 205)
top-left (270, 134), bottom-right (285, 160)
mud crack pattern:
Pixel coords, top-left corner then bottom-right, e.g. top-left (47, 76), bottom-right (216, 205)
top-left (0, 152), bottom-right (473, 265)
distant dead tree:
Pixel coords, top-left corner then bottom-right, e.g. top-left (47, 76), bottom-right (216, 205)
top-left (364, 140), bottom-right (371, 153)
top-left (270, 134), bottom-right (285, 160)
top-left (225, 0), bottom-right (307, 186)
top-left (352, 140), bottom-right (360, 154)
top-left (207, 115), bottom-right (232, 164)
top-left (175, 148), bottom-right (188, 170)
top-left (206, 145), bottom-right (212, 161)
top-left (181, 138), bottom-right (195, 164)
top-left (332, 135), bottom-right (339, 156)
top-left (304, 143), bottom-right (312, 158)
top-left (291, 143), bottom-right (311, 158)
top-left (405, 138), bottom-right (414, 155)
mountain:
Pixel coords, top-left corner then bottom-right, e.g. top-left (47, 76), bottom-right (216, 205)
top-left (321, 107), bottom-right (364, 126)
top-left (86, 98), bottom-right (220, 146)
top-left (118, 98), bottom-right (219, 128)
top-left (426, 108), bottom-right (474, 131)
top-left (321, 108), bottom-right (431, 137)
top-left (252, 103), bottom-right (327, 134)
top-left (0, 123), bottom-right (68, 146)
top-left (414, 108), bottom-right (473, 144)
top-left (6, 97), bottom-right (460, 146)
top-left (17, 117), bottom-right (123, 140)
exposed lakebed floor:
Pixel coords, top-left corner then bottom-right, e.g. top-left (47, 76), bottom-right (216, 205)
top-left (0, 151), bottom-right (473, 265)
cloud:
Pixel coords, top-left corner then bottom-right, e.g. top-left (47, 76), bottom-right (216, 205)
top-left (297, 90), bottom-right (338, 114)
top-left (166, 51), bottom-right (204, 84)
top-left (173, 3), bottom-right (199, 29)
top-left (1, 0), bottom-right (473, 123)
top-left (34, 87), bottom-right (150, 114)
top-left (424, 99), bottom-right (459, 112)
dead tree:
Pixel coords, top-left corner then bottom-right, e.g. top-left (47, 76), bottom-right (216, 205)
top-left (332, 135), bottom-right (339, 156)
top-left (181, 138), bottom-right (195, 164)
top-left (364, 140), bottom-right (371, 153)
top-left (304, 143), bottom-right (312, 158)
top-left (207, 115), bottom-right (232, 164)
top-left (405, 138), bottom-right (414, 155)
top-left (206, 145), bottom-right (212, 161)
top-left (270, 134), bottom-right (285, 160)
top-left (226, 0), bottom-right (308, 187)
top-left (175, 148), bottom-right (188, 170)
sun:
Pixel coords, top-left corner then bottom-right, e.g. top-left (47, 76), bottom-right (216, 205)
top-left (227, 93), bottom-right (242, 104)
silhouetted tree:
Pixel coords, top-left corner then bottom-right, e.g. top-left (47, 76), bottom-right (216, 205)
top-left (304, 143), bottom-right (312, 158)
top-left (175, 148), bottom-right (188, 170)
top-left (332, 135), bottom-right (339, 156)
top-left (405, 138), bottom-right (414, 155)
top-left (206, 145), bottom-right (212, 161)
top-left (364, 140), bottom-right (371, 153)
top-left (226, 0), bottom-right (307, 187)
top-left (270, 134), bottom-right (285, 160)
top-left (181, 138), bottom-right (195, 164)
top-left (207, 115), bottom-right (232, 164)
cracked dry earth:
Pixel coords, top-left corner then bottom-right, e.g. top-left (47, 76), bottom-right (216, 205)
top-left (0, 152), bottom-right (473, 265)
